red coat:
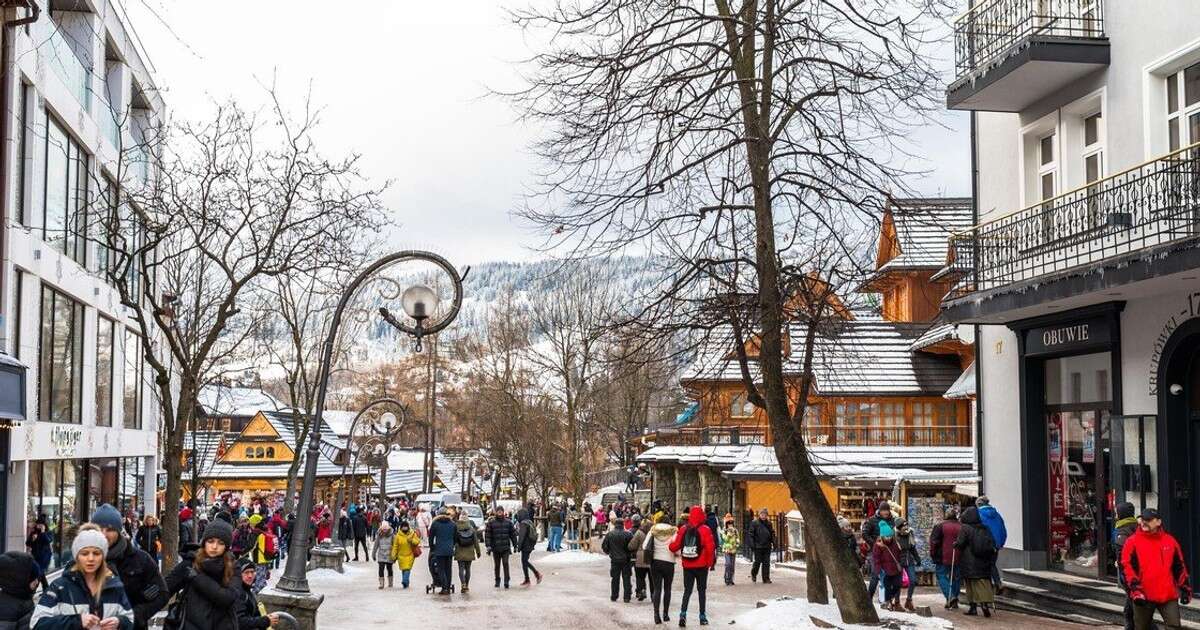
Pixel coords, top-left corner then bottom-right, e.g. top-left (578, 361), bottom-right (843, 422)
top-left (669, 506), bottom-right (716, 570)
top-left (872, 539), bottom-right (904, 577)
top-left (316, 519), bottom-right (333, 542)
top-left (1121, 528), bottom-right (1190, 604)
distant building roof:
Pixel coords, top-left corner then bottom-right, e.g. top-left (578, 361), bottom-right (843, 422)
top-left (197, 385), bottom-right (284, 417)
top-left (637, 444), bottom-right (976, 478)
top-left (945, 361), bottom-right (977, 400)
top-left (185, 410), bottom-right (346, 480)
top-left (682, 320), bottom-right (962, 396)
top-left (880, 197), bottom-right (973, 271)
top-left (909, 322), bottom-right (962, 353)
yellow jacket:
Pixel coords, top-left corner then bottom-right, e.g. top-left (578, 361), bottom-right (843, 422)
top-left (392, 529), bottom-right (422, 571)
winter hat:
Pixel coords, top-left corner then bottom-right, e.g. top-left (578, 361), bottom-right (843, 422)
top-left (236, 557), bottom-right (255, 574)
top-left (836, 516), bottom-right (851, 530)
top-left (0, 551), bottom-right (39, 598)
top-left (878, 522), bottom-right (895, 540)
top-left (72, 529), bottom-right (109, 558)
top-left (1116, 501), bottom-right (1135, 520)
top-left (179, 507), bottom-right (194, 522)
top-left (975, 495), bottom-right (990, 507)
top-left (877, 500), bottom-right (891, 513)
top-left (202, 519), bottom-right (234, 547)
top-left (92, 504), bottom-right (123, 531)
top-left (248, 514), bottom-right (264, 528)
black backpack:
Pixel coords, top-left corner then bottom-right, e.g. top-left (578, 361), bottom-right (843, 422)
top-left (681, 526), bottom-right (701, 560)
top-left (456, 526), bottom-right (476, 547)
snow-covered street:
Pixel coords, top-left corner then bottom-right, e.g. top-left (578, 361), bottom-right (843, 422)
top-left (284, 550), bottom-right (1113, 629)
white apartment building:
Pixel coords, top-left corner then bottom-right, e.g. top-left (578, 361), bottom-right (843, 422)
top-left (0, 0), bottom-right (163, 568)
top-left (937, 0), bottom-right (1200, 590)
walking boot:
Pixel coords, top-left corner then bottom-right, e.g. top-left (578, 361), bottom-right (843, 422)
top-left (982, 604), bottom-right (992, 618)
top-left (654, 612), bottom-right (662, 625)
top-left (964, 604), bottom-right (978, 616)
top-left (495, 580), bottom-right (501, 588)
top-left (388, 575), bottom-right (394, 588)
top-left (948, 598), bottom-right (959, 610)
top-left (535, 570), bottom-right (542, 584)
top-left (699, 613), bottom-right (708, 625)
top-left (904, 598), bottom-right (915, 612)
top-left (377, 577), bottom-right (384, 590)
top-left (678, 612), bottom-right (686, 627)
top-left (520, 579), bottom-right (531, 586)
top-left (462, 585), bottom-right (469, 594)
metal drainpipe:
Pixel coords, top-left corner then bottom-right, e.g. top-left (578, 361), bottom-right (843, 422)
top-left (970, 109), bottom-right (985, 493)
top-left (0, 1), bottom-right (39, 352)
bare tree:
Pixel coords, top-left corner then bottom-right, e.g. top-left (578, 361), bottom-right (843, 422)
top-left (90, 92), bottom-right (384, 568)
top-left (506, 0), bottom-right (951, 621)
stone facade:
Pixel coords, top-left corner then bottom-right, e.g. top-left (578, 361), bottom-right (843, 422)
top-left (674, 467), bottom-right (700, 511)
top-left (652, 465), bottom-right (676, 506)
top-left (699, 467), bottom-right (730, 513)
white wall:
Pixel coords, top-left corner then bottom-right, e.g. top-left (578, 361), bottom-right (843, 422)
top-left (977, 324), bottom-right (1024, 552)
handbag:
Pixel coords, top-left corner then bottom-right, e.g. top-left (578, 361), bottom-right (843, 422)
top-left (638, 534), bottom-right (654, 565)
top-left (163, 589), bottom-right (187, 630)
top-left (411, 535), bottom-right (423, 559)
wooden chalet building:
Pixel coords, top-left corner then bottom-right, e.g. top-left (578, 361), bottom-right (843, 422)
top-left (636, 198), bottom-right (979, 535)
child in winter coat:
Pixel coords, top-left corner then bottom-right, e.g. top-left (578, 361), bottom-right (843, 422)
top-left (372, 522), bottom-right (398, 589)
top-left (392, 522), bottom-right (422, 589)
top-left (871, 522), bottom-right (905, 611)
top-left (721, 518), bottom-right (741, 586)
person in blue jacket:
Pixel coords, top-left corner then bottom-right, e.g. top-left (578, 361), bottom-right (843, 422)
top-left (30, 524), bottom-right (135, 630)
top-left (428, 508), bottom-right (458, 595)
top-left (975, 496), bottom-right (1007, 592)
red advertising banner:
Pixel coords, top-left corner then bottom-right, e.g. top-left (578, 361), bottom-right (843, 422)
top-left (1047, 412), bottom-right (1070, 560)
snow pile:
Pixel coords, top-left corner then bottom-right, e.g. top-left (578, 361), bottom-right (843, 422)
top-left (535, 550), bottom-right (609, 566)
top-left (733, 597), bottom-right (953, 630)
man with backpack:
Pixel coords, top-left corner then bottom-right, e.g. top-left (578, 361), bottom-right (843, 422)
top-left (515, 509), bottom-right (543, 586)
top-left (248, 514), bottom-right (278, 593)
top-left (670, 506), bottom-right (717, 626)
top-left (602, 517), bottom-right (635, 602)
top-left (747, 508), bottom-right (775, 584)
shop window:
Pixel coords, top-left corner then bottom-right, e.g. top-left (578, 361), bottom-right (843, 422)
top-left (38, 286), bottom-right (84, 424)
top-left (729, 392), bottom-right (755, 418)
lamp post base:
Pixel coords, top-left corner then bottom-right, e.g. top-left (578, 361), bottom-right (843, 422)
top-left (259, 587), bottom-right (325, 630)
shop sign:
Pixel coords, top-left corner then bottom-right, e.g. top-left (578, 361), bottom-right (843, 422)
top-left (49, 425), bottom-right (83, 457)
top-left (1025, 316), bottom-right (1111, 357)
top-left (1147, 291), bottom-right (1200, 396)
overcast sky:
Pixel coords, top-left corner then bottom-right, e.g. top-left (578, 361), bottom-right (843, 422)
top-left (122, 1), bottom-right (970, 266)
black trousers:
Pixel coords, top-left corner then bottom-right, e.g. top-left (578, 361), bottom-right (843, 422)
top-left (377, 561), bottom-right (393, 578)
top-left (457, 560), bottom-right (473, 587)
top-left (635, 565), bottom-right (649, 598)
top-left (649, 560), bottom-right (675, 621)
top-left (353, 537), bottom-right (369, 560)
top-left (681, 567), bottom-right (708, 616)
top-left (520, 549), bottom-right (538, 581)
top-left (493, 551), bottom-right (511, 585)
top-left (751, 548), bottom-right (771, 581)
top-left (610, 560), bottom-right (632, 601)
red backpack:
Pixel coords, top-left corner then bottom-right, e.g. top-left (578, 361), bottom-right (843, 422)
top-left (260, 530), bottom-right (279, 560)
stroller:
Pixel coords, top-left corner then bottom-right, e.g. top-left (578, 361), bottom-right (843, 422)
top-left (424, 551), bottom-right (456, 594)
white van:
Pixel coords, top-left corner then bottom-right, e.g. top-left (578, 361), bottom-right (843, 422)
top-left (414, 492), bottom-right (462, 513)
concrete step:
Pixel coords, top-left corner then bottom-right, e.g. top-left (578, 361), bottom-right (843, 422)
top-left (1002, 568), bottom-right (1200, 625)
top-left (999, 577), bottom-right (1200, 629)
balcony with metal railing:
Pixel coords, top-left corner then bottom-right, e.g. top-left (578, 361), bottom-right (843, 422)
top-left (940, 144), bottom-right (1200, 322)
top-left (948, 0), bottom-right (1109, 111)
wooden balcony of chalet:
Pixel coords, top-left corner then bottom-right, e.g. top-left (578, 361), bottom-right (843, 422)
top-left (645, 423), bottom-right (970, 449)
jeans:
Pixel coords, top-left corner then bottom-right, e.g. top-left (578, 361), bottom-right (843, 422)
top-left (547, 526), bottom-right (564, 551)
top-left (433, 555), bottom-right (453, 590)
top-left (751, 548), bottom-right (771, 581)
top-left (610, 560), bottom-right (632, 601)
top-left (867, 554), bottom-right (881, 598)
top-left (401, 569), bottom-right (411, 587)
top-left (635, 565), bottom-right (649, 598)
top-left (493, 551), bottom-right (511, 585)
top-left (520, 549), bottom-right (539, 582)
top-left (934, 564), bottom-right (962, 602)
top-left (458, 560), bottom-right (473, 588)
top-left (903, 564), bottom-right (918, 599)
top-left (649, 560), bottom-right (675, 621)
top-left (724, 553), bottom-right (736, 584)
top-left (681, 567), bottom-right (708, 617)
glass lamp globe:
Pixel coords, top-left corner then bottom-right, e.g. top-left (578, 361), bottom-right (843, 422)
top-left (401, 284), bottom-right (439, 321)
top-left (377, 411), bottom-right (398, 431)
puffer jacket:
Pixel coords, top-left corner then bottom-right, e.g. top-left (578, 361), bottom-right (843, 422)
top-left (515, 511), bottom-right (538, 553)
top-left (428, 515), bottom-right (458, 557)
top-left (977, 505), bottom-right (1007, 549)
top-left (602, 527), bottom-right (634, 564)
top-left (643, 523), bottom-right (679, 563)
top-left (392, 528), bottom-right (421, 571)
top-left (929, 517), bottom-right (961, 567)
top-left (235, 581), bottom-right (270, 630)
top-left (669, 506), bottom-right (716, 570)
top-left (629, 525), bottom-right (651, 568)
top-left (1121, 527), bottom-right (1190, 604)
top-left (373, 526), bottom-right (397, 563)
top-left (0, 552), bottom-right (38, 630)
top-left (721, 527), bottom-right (741, 555)
top-left (485, 516), bottom-right (518, 555)
top-left (0, 591), bottom-right (33, 630)
top-left (872, 539), bottom-right (904, 577)
top-left (747, 518), bottom-right (774, 550)
top-left (104, 535), bottom-right (167, 630)
top-left (163, 554), bottom-right (242, 630)
top-left (453, 520), bottom-right (482, 562)
top-left (954, 507), bottom-right (997, 580)
top-left (31, 570), bottom-right (134, 630)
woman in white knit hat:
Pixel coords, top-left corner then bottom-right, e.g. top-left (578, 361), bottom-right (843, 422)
top-left (30, 523), bottom-right (135, 630)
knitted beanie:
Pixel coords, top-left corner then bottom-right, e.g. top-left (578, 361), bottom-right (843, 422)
top-left (72, 529), bottom-right (109, 558)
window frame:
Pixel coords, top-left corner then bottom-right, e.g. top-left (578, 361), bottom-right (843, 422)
top-left (1167, 61), bottom-right (1200, 151)
top-left (95, 316), bottom-right (116, 427)
top-left (38, 285), bottom-right (84, 424)
top-left (122, 328), bottom-right (143, 430)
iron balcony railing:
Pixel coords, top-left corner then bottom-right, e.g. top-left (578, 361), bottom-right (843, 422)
top-left (946, 143), bottom-right (1200, 299)
top-left (954, 0), bottom-right (1104, 78)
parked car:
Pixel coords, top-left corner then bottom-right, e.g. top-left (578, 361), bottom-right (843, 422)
top-left (450, 503), bottom-right (486, 529)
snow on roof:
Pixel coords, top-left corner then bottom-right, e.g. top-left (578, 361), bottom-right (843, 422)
top-left (184, 411), bottom-right (346, 480)
top-left (945, 360), bottom-right (976, 399)
top-left (197, 385), bottom-right (284, 417)
top-left (374, 468), bottom-right (426, 497)
top-left (682, 321), bottom-right (962, 396)
top-left (882, 197), bottom-right (973, 270)
top-left (909, 322), bottom-right (962, 352)
top-left (637, 444), bottom-right (976, 478)
top-left (387, 448), bottom-right (428, 472)
top-left (320, 410), bottom-right (358, 437)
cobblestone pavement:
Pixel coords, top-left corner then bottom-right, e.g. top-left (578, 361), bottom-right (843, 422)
top-left (275, 548), bottom-right (1114, 629)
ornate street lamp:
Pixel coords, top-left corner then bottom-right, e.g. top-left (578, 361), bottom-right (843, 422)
top-left (273, 251), bottom-right (463, 600)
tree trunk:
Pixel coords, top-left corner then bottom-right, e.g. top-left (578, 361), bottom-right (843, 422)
top-left (805, 524), bottom-right (829, 605)
top-left (283, 461), bottom-right (300, 514)
top-left (161, 412), bottom-right (187, 571)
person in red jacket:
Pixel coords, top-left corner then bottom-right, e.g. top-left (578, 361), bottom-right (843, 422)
top-left (669, 505), bottom-right (716, 627)
top-left (1120, 508), bottom-right (1191, 630)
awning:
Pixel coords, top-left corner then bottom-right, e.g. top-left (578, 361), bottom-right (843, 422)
top-left (945, 360), bottom-right (976, 399)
